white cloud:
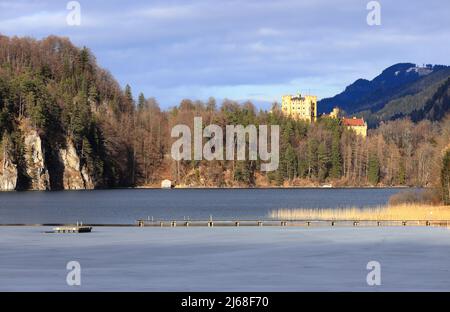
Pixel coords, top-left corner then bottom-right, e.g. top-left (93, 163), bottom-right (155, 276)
top-left (0, 11), bottom-right (66, 32)
top-left (0, 0), bottom-right (449, 107)
top-left (136, 5), bottom-right (195, 19)
top-left (258, 27), bottom-right (282, 37)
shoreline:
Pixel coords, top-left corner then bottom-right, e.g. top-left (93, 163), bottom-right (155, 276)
top-left (0, 185), bottom-right (415, 193)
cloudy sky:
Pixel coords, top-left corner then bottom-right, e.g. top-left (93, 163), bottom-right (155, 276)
top-left (0, 0), bottom-right (449, 109)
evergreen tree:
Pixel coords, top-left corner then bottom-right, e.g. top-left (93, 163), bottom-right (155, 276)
top-left (306, 137), bottom-right (318, 178)
top-left (398, 160), bottom-right (406, 185)
top-left (69, 91), bottom-right (91, 144)
top-left (206, 97), bottom-right (217, 111)
top-left (284, 144), bottom-right (297, 180)
top-left (317, 141), bottom-right (329, 182)
top-left (79, 47), bottom-right (90, 71)
top-left (274, 168), bottom-right (284, 186)
top-left (234, 161), bottom-right (255, 185)
top-left (330, 132), bottom-right (342, 179)
top-left (138, 92), bottom-right (146, 110)
top-left (124, 84), bottom-right (134, 111)
top-left (368, 153), bottom-right (380, 185)
top-left (442, 149), bottom-right (450, 205)
top-left (88, 84), bottom-right (99, 103)
top-left (297, 156), bottom-right (308, 178)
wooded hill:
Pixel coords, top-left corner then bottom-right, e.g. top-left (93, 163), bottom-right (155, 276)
top-left (0, 35), bottom-right (449, 192)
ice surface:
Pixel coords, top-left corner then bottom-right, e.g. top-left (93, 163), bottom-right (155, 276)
top-left (0, 226), bottom-right (449, 291)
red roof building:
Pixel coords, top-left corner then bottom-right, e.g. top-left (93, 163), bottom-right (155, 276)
top-left (342, 117), bottom-right (367, 137)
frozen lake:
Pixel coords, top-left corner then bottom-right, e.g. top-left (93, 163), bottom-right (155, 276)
top-left (0, 226), bottom-right (449, 291)
top-left (0, 188), bottom-right (405, 224)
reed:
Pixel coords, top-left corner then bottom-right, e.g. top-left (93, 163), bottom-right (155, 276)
top-left (269, 204), bottom-right (450, 221)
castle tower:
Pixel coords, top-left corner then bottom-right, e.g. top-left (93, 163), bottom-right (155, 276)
top-left (281, 93), bottom-right (317, 122)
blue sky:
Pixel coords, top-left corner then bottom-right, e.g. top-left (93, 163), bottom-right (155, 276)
top-left (0, 0), bottom-right (449, 109)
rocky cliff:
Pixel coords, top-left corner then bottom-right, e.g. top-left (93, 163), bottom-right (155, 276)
top-left (0, 157), bottom-right (17, 191)
top-left (24, 130), bottom-right (50, 190)
top-left (59, 138), bottom-right (95, 190)
top-left (0, 129), bottom-right (96, 191)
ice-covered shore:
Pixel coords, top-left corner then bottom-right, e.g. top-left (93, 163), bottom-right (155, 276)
top-left (0, 226), bottom-right (449, 291)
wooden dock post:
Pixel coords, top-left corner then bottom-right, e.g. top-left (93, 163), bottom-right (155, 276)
top-left (306, 221), bottom-right (311, 227)
top-left (426, 221), bottom-right (430, 226)
top-left (171, 221), bottom-right (177, 227)
top-left (137, 220), bottom-right (144, 227)
top-left (185, 221), bottom-right (190, 227)
top-left (353, 221), bottom-right (359, 227)
top-left (402, 221), bottom-right (407, 226)
top-left (208, 215), bottom-right (214, 227)
top-left (257, 221), bottom-right (263, 227)
top-left (281, 221), bottom-right (287, 226)
top-left (331, 221), bottom-right (335, 226)
top-left (235, 221), bottom-right (240, 227)
top-left (377, 221), bottom-right (381, 227)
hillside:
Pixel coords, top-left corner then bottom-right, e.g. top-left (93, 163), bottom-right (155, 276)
top-left (0, 35), bottom-right (139, 190)
top-left (1, 35), bottom-right (449, 191)
top-left (410, 77), bottom-right (450, 122)
top-left (318, 63), bottom-right (450, 126)
top-left (361, 72), bottom-right (450, 126)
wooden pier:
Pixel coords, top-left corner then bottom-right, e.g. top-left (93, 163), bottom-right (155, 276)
top-left (0, 220), bottom-right (448, 229)
top-left (135, 219), bottom-right (450, 228)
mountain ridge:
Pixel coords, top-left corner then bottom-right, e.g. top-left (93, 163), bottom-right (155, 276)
top-left (318, 63), bottom-right (450, 126)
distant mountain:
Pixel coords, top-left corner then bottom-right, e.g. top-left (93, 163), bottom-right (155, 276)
top-left (318, 63), bottom-right (450, 126)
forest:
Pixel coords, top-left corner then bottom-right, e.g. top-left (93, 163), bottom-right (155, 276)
top-left (0, 35), bottom-right (449, 203)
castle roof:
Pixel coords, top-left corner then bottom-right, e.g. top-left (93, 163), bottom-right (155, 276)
top-left (342, 117), bottom-right (365, 127)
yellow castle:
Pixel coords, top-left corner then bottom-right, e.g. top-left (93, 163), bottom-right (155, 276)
top-left (326, 107), bottom-right (368, 137)
top-left (281, 93), bottom-right (318, 122)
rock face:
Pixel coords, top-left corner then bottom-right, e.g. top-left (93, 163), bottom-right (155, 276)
top-left (59, 139), bottom-right (95, 190)
top-left (0, 129), bottom-right (97, 191)
top-left (24, 130), bottom-right (50, 190)
top-left (0, 158), bottom-right (18, 191)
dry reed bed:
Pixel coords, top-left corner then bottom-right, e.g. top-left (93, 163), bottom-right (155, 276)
top-left (269, 204), bottom-right (450, 221)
